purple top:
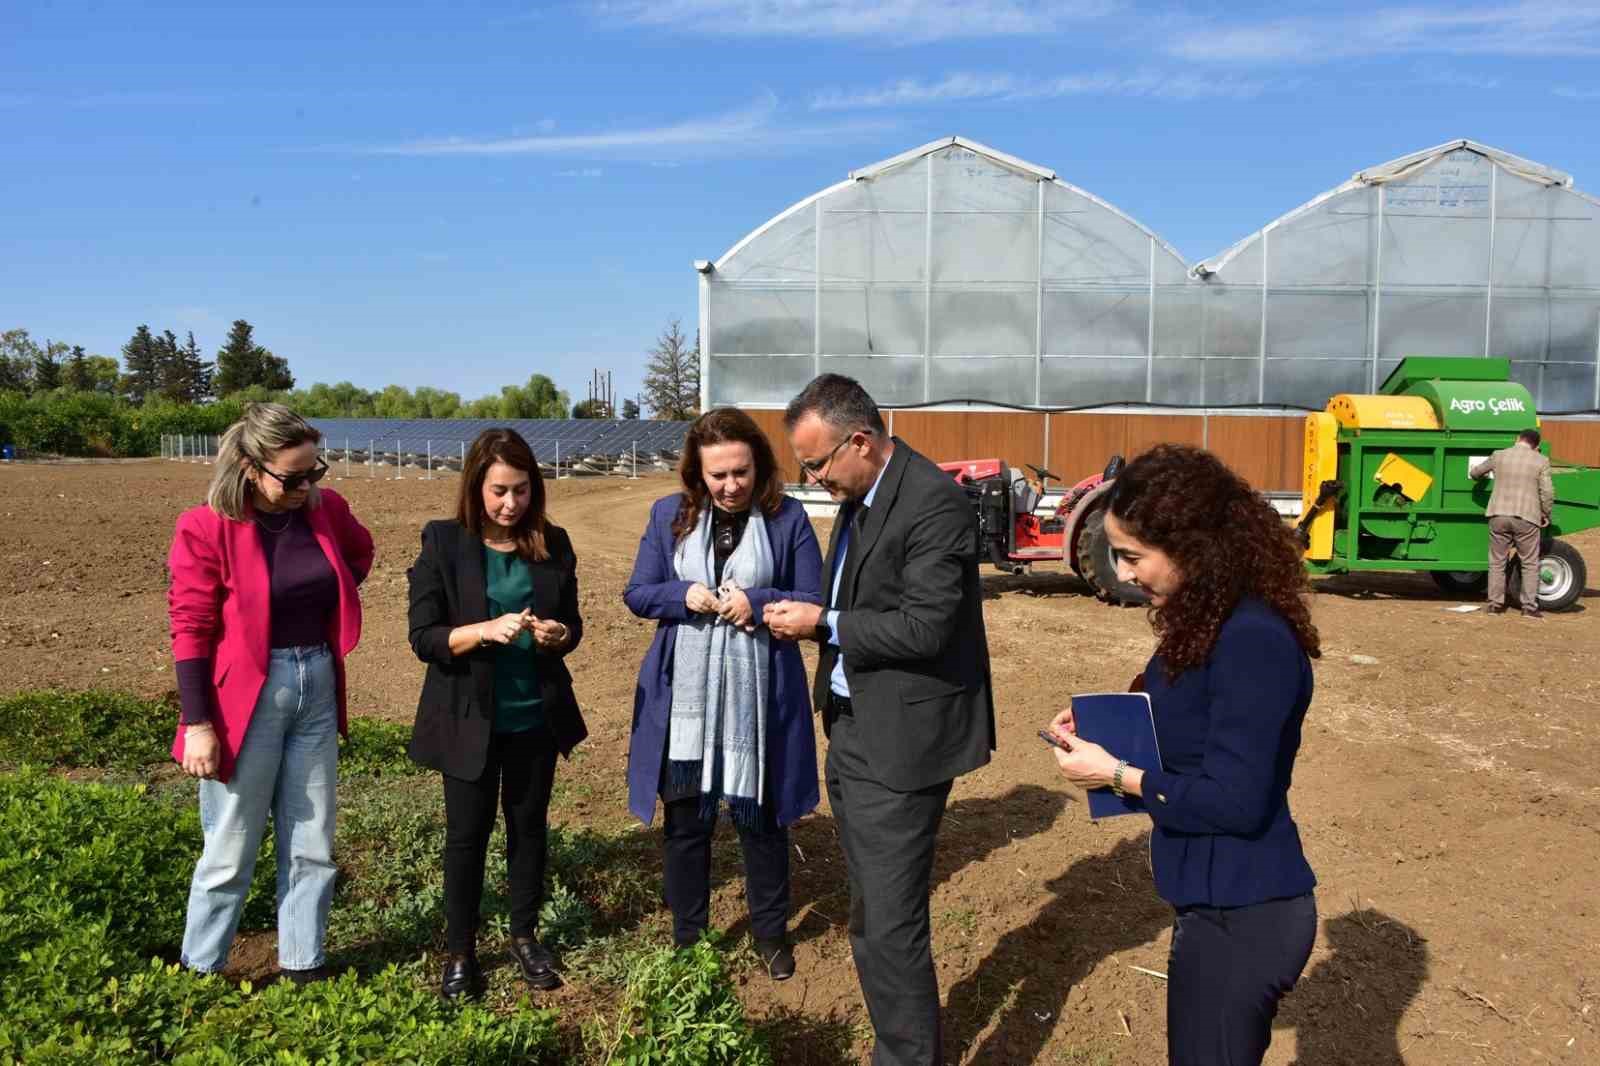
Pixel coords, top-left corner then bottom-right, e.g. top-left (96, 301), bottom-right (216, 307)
top-left (176, 507), bottom-right (339, 724)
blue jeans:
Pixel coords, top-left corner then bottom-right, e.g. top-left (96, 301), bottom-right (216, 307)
top-left (181, 645), bottom-right (339, 973)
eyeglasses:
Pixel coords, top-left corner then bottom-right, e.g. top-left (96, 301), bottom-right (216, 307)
top-left (799, 435), bottom-right (853, 484)
top-left (255, 456), bottom-right (328, 492)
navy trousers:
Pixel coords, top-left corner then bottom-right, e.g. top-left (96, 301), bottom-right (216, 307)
top-left (1167, 893), bottom-right (1317, 1066)
top-left (661, 795), bottom-right (791, 948)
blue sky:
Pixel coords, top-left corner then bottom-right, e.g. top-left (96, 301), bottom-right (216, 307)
top-left (5, 0), bottom-right (1600, 408)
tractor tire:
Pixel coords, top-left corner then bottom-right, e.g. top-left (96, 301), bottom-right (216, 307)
top-left (1431, 570), bottom-right (1488, 598)
top-left (1507, 538), bottom-right (1586, 613)
top-left (1076, 505), bottom-right (1149, 606)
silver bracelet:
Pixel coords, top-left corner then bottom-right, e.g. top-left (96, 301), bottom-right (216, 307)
top-left (1112, 759), bottom-right (1129, 797)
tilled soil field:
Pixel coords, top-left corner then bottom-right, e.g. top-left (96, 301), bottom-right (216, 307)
top-left (2, 458), bottom-right (1597, 1064)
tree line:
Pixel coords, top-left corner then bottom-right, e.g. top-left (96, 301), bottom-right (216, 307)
top-left (2, 317), bottom-right (701, 422)
top-left (1, 316), bottom-right (704, 457)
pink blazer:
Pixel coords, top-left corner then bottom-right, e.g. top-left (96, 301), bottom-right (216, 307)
top-left (167, 488), bottom-right (375, 782)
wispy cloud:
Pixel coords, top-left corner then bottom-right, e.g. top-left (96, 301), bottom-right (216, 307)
top-left (1166, 3), bottom-right (1600, 63)
top-left (811, 69), bottom-right (1274, 110)
top-left (556, 167), bottom-right (605, 177)
top-left (357, 92), bottom-right (893, 159)
top-left (590, 0), bottom-right (1117, 42)
top-left (1409, 63), bottom-right (1501, 89)
top-left (1554, 85), bottom-right (1600, 99)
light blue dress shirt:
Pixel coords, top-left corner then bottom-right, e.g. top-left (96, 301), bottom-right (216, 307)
top-left (825, 458), bottom-right (889, 697)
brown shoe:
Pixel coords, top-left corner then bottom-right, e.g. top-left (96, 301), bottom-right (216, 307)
top-left (1523, 609), bottom-right (1545, 620)
top-left (1487, 604), bottom-right (1507, 614)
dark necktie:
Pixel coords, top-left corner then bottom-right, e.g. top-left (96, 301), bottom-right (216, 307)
top-left (838, 503), bottom-right (869, 610)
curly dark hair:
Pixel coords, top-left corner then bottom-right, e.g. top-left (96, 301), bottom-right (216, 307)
top-left (1107, 443), bottom-right (1320, 676)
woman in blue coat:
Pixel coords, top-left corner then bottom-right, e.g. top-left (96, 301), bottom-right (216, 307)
top-left (1048, 444), bottom-right (1320, 1066)
top-left (624, 407), bottom-right (822, 981)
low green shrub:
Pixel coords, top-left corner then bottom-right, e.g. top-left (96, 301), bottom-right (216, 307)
top-left (0, 690), bottom-right (174, 769)
top-left (0, 689), bottom-right (423, 778)
top-left (339, 717), bottom-right (421, 777)
top-left (0, 391), bottom-right (243, 458)
top-left (0, 767), bottom-right (198, 958)
top-left (598, 939), bottom-right (773, 1066)
top-left (170, 964), bottom-right (558, 1065)
top-left (0, 769), bottom-right (561, 1064)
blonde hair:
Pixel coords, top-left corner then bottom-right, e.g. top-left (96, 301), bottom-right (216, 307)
top-left (206, 403), bottom-right (323, 520)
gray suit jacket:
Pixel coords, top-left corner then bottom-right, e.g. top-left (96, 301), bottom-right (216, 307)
top-left (815, 440), bottom-right (996, 791)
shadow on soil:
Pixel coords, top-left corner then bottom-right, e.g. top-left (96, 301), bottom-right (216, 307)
top-left (716, 783), bottom-right (1074, 951)
top-left (1313, 571), bottom-right (1596, 613)
top-left (1277, 908), bottom-right (1429, 1066)
top-left (942, 830), bottom-right (1168, 1065)
top-left (980, 570), bottom-right (1121, 602)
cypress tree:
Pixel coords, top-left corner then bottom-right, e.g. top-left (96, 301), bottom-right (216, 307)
top-left (121, 325), bottom-right (161, 404)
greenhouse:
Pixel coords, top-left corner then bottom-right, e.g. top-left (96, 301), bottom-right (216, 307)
top-left (699, 137), bottom-right (1600, 414)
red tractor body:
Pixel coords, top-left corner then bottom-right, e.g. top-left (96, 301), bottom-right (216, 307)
top-left (936, 457), bottom-right (1147, 605)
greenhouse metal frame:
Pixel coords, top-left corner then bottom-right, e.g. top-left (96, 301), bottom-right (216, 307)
top-left (700, 137), bottom-right (1600, 415)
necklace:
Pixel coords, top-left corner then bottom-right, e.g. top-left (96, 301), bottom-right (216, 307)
top-left (253, 509), bottom-right (292, 533)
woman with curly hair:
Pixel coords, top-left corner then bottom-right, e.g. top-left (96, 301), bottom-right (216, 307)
top-left (1047, 444), bottom-right (1319, 1066)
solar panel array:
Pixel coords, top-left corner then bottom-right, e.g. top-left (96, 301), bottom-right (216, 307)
top-left (307, 418), bottom-right (689, 460)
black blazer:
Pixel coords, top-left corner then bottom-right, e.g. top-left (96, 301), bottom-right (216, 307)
top-left (406, 519), bottom-right (587, 780)
top-left (817, 440), bottom-right (996, 791)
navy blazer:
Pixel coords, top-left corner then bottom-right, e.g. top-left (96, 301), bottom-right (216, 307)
top-left (1138, 599), bottom-right (1317, 909)
top-left (623, 494), bottom-right (822, 827)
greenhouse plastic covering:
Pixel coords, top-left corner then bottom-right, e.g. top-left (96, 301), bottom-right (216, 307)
top-left (703, 138), bottom-right (1600, 412)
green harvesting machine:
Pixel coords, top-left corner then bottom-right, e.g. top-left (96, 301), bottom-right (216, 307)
top-left (1298, 356), bottom-right (1600, 611)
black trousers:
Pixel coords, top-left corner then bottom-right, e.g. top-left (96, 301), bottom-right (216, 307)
top-left (441, 729), bottom-right (558, 955)
top-left (1167, 893), bottom-right (1317, 1066)
top-left (825, 713), bottom-right (952, 1066)
top-left (661, 795), bottom-right (790, 947)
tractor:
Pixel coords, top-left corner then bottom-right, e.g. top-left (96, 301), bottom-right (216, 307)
top-left (938, 456), bottom-right (1149, 605)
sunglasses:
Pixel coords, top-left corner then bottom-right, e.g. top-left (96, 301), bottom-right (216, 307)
top-left (255, 456), bottom-right (329, 492)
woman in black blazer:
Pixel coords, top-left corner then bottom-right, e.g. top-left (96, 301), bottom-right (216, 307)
top-left (406, 428), bottom-right (586, 1000)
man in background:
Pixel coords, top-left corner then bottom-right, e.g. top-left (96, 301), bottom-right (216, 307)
top-left (764, 374), bottom-right (995, 1066)
top-left (1470, 428), bottom-right (1555, 618)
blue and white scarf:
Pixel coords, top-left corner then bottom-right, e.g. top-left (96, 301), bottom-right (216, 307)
top-left (670, 507), bottom-right (772, 825)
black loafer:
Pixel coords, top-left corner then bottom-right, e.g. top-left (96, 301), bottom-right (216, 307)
top-left (510, 937), bottom-right (561, 990)
top-left (281, 965), bottom-right (329, 987)
top-left (754, 937), bottom-right (795, 982)
top-left (441, 953), bottom-right (484, 1001)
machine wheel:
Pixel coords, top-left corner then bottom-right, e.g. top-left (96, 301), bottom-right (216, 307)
top-left (1430, 570), bottom-right (1488, 598)
top-left (1076, 505), bottom-right (1150, 606)
top-left (1507, 539), bottom-right (1586, 613)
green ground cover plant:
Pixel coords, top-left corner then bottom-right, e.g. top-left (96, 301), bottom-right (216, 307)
top-left (0, 709), bottom-right (772, 1065)
top-left (0, 690), bottom-right (420, 778)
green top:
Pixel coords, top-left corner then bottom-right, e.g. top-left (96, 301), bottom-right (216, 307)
top-left (482, 546), bottom-right (543, 735)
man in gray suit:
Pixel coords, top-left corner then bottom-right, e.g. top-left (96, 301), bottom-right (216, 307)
top-left (1470, 428), bottom-right (1555, 618)
top-left (765, 374), bottom-right (995, 1066)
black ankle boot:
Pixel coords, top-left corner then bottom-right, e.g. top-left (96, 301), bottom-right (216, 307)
top-left (441, 952), bottom-right (484, 1001)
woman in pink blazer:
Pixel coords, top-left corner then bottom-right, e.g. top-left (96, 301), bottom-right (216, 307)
top-left (167, 402), bottom-right (373, 983)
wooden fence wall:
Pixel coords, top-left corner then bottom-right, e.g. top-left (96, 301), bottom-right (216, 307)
top-left (744, 409), bottom-right (1600, 494)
